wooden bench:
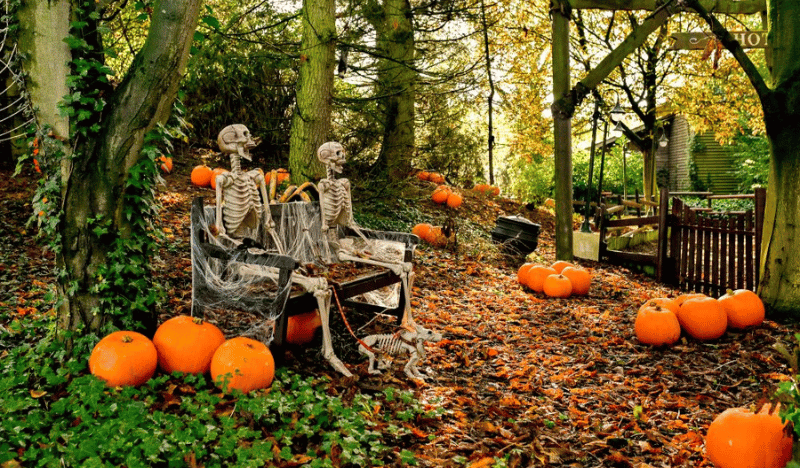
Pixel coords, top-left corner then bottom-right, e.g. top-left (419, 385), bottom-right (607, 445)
top-left (190, 197), bottom-right (419, 349)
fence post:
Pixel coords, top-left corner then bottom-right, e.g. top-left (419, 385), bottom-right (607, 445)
top-left (656, 187), bottom-right (670, 282)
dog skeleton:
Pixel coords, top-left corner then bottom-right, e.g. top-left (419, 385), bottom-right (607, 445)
top-left (359, 324), bottom-right (442, 381)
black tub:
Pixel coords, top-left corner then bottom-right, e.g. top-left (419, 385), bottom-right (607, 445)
top-left (491, 215), bottom-right (541, 255)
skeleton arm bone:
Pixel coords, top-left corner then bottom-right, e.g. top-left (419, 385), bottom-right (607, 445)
top-left (252, 169), bottom-right (284, 254)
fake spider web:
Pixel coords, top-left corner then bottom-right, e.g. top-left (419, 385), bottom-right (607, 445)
top-left (0, 1), bottom-right (35, 143)
top-left (191, 195), bottom-right (412, 345)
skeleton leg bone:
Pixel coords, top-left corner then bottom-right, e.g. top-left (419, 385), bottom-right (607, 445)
top-left (313, 283), bottom-right (353, 377)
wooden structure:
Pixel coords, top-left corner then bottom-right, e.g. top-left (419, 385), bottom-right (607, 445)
top-left (599, 188), bottom-right (767, 295)
top-left (190, 197), bottom-right (417, 348)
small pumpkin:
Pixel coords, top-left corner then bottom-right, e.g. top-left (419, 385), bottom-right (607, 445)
top-left (551, 260), bottom-right (574, 274)
top-left (639, 297), bottom-right (679, 316)
top-left (159, 155), bottom-right (173, 173)
top-left (429, 173), bottom-right (445, 184)
top-left (677, 296), bottom-right (727, 340)
top-left (634, 304), bottom-right (681, 346)
top-left (525, 265), bottom-right (557, 293)
top-left (431, 186), bottom-right (451, 204)
top-left (286, 310), bottom-right (322, 345)
top-left (417, 171), bottom-right (431, 181)
top-left (561, 266), bottom-right (591, 295)
top-left (517, 262), bottom-right (536, 285)
top-left (489, 185), bottom-right (500, 196)
top-left (89, 331), bottom-right (158, 387)
top-left (211, 337), bottom-right (276, 393)
top-left (446, 192), bottom-right (463, 209)
top-left (705, 404), bottom-right (793, 468)
top-left (191, 165), bottom-right (213, 187)
top-left (718, 289), bottom-right (765, 329)
top-left (411, 223), bottom-right (434, 242)
top-left (152, 315), bottom-right (226, 375)
top-left (210, 167), bottom-right (229, 190)
top-left (543, 273), bottom-right (572, 298)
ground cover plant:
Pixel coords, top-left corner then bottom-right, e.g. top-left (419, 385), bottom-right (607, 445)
top-left (0, 156), bottom-right (797, 467)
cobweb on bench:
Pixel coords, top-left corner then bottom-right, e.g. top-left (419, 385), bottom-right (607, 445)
top-left (191, 200), bottom-right (409, 342)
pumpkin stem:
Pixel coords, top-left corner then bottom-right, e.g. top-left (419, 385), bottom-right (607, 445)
top-left (121, 334), bottom-right (134, 343)
top-left (192, 317), bottom-right (205, 325)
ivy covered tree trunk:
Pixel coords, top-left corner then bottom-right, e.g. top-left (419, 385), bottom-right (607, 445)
top-left (367, 0), bottom-right (416, 181)
top-left (756, 0), bottom-right (800, 319)
top-left (288, 0), bottom-right (335, 182)
top-left (54, 0), bottom-right (203, 336)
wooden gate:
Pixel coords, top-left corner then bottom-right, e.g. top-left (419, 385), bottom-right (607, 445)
top-left (598, 188), bottom-right (767, 295)
top-left (667, 189), bottom-right (766, 296)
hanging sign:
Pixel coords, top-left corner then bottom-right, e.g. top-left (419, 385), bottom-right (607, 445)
top-left (669, 31), bottom-right (767, 50)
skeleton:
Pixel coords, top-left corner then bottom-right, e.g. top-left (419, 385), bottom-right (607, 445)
top-left (358, 323), bottom-right (443, 381)
top-left (212, 126), bottom-right (353, 376)
top-left (215, 124), bottom-right (282, 251)
top-left (316, 142), bottom-right (417, 330)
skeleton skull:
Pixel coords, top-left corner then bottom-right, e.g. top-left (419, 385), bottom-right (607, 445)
top-left (218, 124), bottom-right (256, 161)
top-left (317, 141), bottom-right (346, 174)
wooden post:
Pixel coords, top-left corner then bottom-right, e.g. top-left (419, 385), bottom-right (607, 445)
top-left (552, 0), bottom-right (573, 260)
top-left (656, 187), bottom-right (670, 282)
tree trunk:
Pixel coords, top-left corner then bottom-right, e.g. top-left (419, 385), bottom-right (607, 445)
top-left (288, 0), bottom-right (335, 183)
top-left (368, 0), bottom-right (416, 182)
top-left (756, 0), bottom-right (800, 319)
top-left (57, 0), bottom-right (203, 336)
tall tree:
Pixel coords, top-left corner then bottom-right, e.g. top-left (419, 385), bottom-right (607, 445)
top-left (289, 0), bottom-right (336, 182)
top-left (19, 0), bottom-right (203, 336)
top-left (365, 0), bottom-right (417, 181)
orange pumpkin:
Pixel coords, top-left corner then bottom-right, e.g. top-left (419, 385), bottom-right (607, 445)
top-left (417, 171), bottom-right (431, 181)
top-left (428, 226), bottom-right (447, 246)
top-left (674, 292), bottom-right (706, 307)
top-left (718, 289), bottom-right (765, 329)
top-left (286, 310), bottom-right (322, 345)
top-left (446, 192), bottom-right (463, 209)
top-left (473, 183), bottom-right (489, 194)
top-left (210, 168), bottom-right (229, 189)
top-left (705, 405), bottom-right (793, 468)
top-left (639, 297), bottom-right (679, 316)
top-left (543, 274), bottom-right (573, 298)
top-left (677, 296), bottom-right (727, 340)
top-left (89, 331), bottom-right (158, 387)
top-left (411, 223), bottom-right (434, 242)
top-left (561, 266), bottom-right (591, 295)
top-left (152, 315), bottom-right (226, 375)
top-left (429, 173), bottom-right (445, 184)
top-left (159, 156), bottom-right (173, 173)
top-left (634, 304), bottom-right (681, 346)
top-left (551, 260), bottom-right (574, 274)
top-left (489, 185), bottom-right (500, 196)
top-left (517, 263), bottom-right (535, 285)
top-left (525, 265), bottom-right (557, 293)
top-left (431, 186), bottom-right (451, 204)
top-left (191, 165), bottom-right (213, 187)
top-left (211, 337), bottom-right (275, 393)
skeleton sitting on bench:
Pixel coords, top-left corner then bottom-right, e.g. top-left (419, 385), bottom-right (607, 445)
top-left (211, 126), bottom-right (424, 377)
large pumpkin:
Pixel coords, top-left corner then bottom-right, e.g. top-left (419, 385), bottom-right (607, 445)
top-left (677, 296), bottom-right (727, 341)
top-left (705, 404), bottom-right (793, 468)
top-left (551, 260), bottom-right (574, 274)
top-left (718, 289), bottom-right (765, 329)
top-left (561, 266), bottom-right (591, 295)
top-left (286, 310), bottom-right (322, 345)
top-left (446, 192), bottom-right (463, 209)
top-left (411, 223), bottom-right (433, 242)
top-left (191, 165), bottom-right (213, 187)
top-left (543, 274), bottom-right (572, 298)
top-left (525, 265), bottom-right (557, 293)
top-left (210, 168), bottom-right (229, 190)
top-left (89, 331), bottom-right (158, 387)
top-left (634, 304), bottom-right (681, 346)
top-left (639, 297), bottom-right (679, 316)
top-left (152, 315), bottom-right (226, 375)
top-left (211, 337), bottom-right (276, 393)
top-left (516, 262), bottom-right (536, 285)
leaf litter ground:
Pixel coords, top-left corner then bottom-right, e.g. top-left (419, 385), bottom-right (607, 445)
top-left (0, 157), bottom-right (795, 468)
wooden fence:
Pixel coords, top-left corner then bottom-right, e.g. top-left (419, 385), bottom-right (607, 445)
top-left (598, 188), bottom-right (767, 295)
